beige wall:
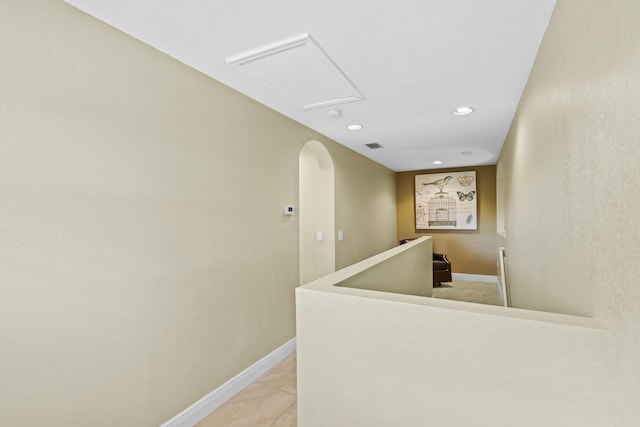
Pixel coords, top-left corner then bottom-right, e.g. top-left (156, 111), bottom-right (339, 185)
top-left (297, 255), bottom-right (611, 427)
top-left (338, 237), bottom-right (433, 297)
top-left (396, 165), bottom-right (497, 275)
top-left (333, 142), bottom-right (397, 270)
top-left (299, 141), bottom-right (336, 284)
top-left (498, 0), bottom-right (640, 424)
top-left (0, 2), bottom-right (396, 426)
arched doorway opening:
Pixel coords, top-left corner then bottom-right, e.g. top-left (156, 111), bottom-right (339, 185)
top-left (299, 141), bottom-right (335, 284)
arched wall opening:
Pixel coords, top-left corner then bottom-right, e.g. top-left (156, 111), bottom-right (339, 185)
top-left (299, 140), bottom-right (335, 284)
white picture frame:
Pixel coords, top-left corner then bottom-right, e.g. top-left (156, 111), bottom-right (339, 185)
top-left (415, 171), bottom-right (477, 230)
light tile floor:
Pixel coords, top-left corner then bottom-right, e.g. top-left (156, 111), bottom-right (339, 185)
top-left (197, 280), bottom-right (500, 426)
top-left (196, 353), bottom-right (297, 427)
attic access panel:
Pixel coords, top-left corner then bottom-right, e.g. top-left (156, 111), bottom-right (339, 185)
top-left (226, 34), bottom-right (363, 110)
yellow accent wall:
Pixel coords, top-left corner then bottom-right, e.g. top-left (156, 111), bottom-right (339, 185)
top-left (396, 165), bottom-right (497, 275)
top-left (0, 2), bottom-right (396, 425)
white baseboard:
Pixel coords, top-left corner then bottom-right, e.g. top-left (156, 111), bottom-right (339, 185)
top-left (160, 337), bottom-right (297, 427)
top-left (451, 273), bottom-right (498, 284)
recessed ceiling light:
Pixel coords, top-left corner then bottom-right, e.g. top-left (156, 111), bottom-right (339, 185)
top-left (432, 160), bottom-right (443, 165)
top-left (347, 124), bottom-right (364, 130)
top-left (452, 106), bottom-right (475, 116)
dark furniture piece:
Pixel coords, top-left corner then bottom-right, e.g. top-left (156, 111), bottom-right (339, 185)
top-left (432, 253), bottom-right (452, 286)
top-left (399, 239), bottom-right (452, 286)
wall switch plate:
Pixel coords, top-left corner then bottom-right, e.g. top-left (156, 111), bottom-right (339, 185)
top-left (338, 230), bottom-right (344, 241)
top-left (284, 204), bottom-right (295, 215)
top-left (316, 230), bottom-right (323, 241)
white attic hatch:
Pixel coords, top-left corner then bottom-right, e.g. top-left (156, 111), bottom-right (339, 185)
top-left (225, 34), bottom-right (363, 110)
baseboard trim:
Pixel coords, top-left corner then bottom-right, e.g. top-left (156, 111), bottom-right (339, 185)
top-left (451, 273), bottom-right (498, 284)
top-left (160, 337), bottom-right (297, 427)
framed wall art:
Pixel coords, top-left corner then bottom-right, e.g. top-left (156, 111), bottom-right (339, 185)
top-left (415, 171), bottom-right (477, 230)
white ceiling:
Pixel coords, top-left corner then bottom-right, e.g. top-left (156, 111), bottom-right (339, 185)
top-left (63, 0), bottom-right (556, 172)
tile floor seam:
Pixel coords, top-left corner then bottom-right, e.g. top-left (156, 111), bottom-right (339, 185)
top-left (256, 380), bottom-right (297, 396)
top-left (268, 403), bottom-right (295, 427)
top-left (254, 380), bottom-right (290, 395)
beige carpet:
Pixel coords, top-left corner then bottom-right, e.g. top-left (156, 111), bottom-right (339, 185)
top-left (431, 280), bottom-right (503, 306)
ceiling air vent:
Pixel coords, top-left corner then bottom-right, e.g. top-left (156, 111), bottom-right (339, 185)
top-left (226, 34), bottom-right (363, 110)
top-left (365, 143), bottom-right (384, 149)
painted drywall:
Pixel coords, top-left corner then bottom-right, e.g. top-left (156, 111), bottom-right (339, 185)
top-left (299, 141), bottom-right (335, 285)
top-left (333, 142), bottom-right (397, 270)
top-left (497, 0), bottom-right (640, 424)
top-left (338, 236), bottom-right (433, 297)
top-left (396, 165), bottom-right (497, 275)
top-left (0, 2), bottom-right (396, 426)
top-left (297, 275), bottom-right (611, 427)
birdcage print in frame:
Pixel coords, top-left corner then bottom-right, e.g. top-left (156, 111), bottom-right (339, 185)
top-left (415, 171), bottom-right (477, 230)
